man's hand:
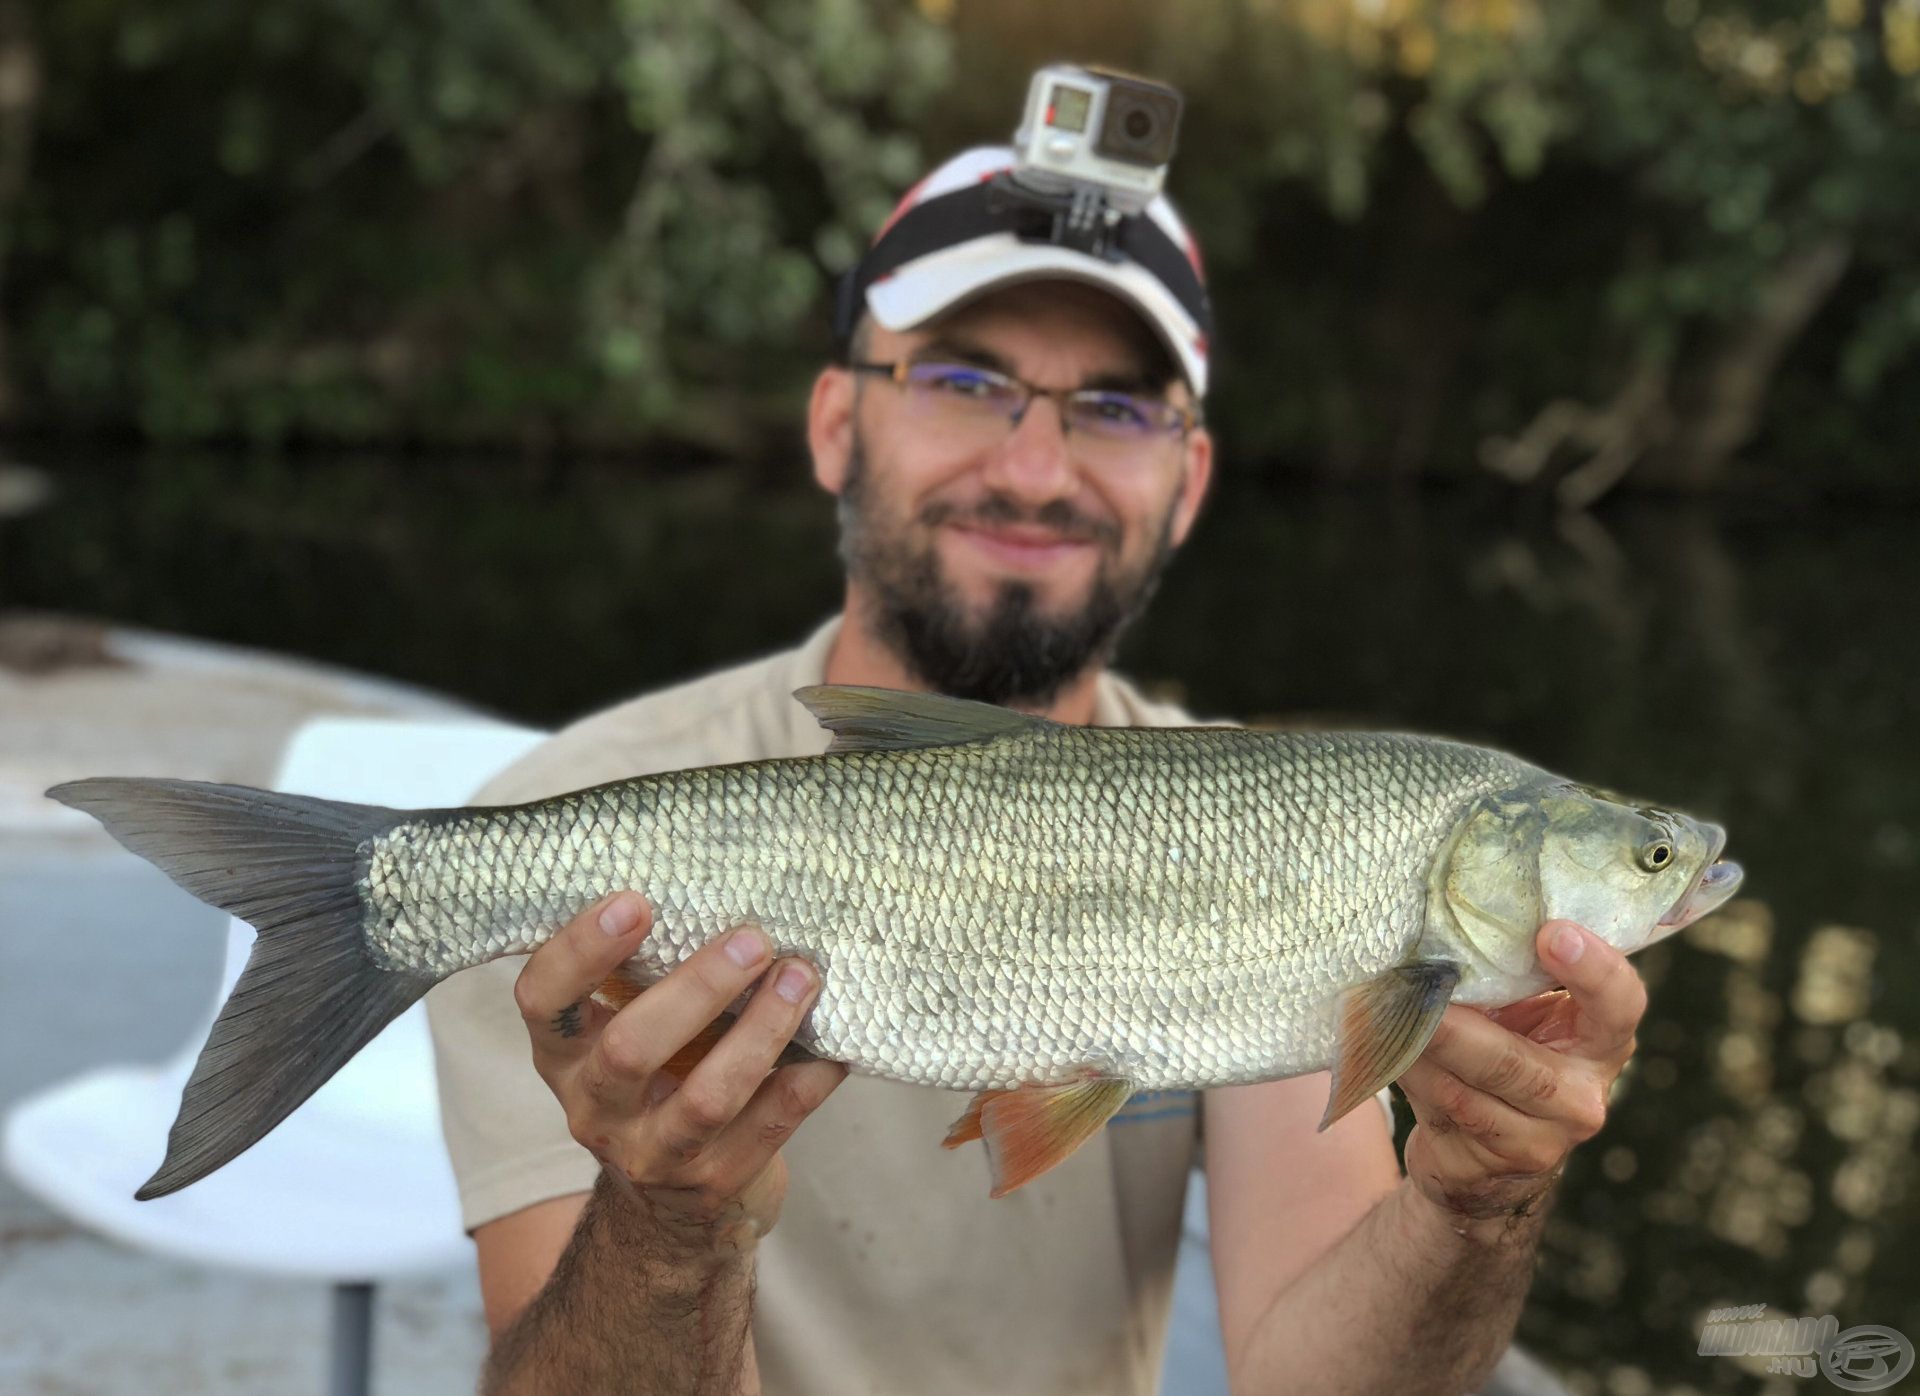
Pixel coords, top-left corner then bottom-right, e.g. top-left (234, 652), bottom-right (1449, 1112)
top-left (511, 892), bottom-right (848, 1248)
top-left (1398, 919), bottom-right (1648, 1227)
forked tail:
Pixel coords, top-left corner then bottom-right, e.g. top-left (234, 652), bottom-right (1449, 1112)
top-left (44, 777), bottom-right (437, 1199)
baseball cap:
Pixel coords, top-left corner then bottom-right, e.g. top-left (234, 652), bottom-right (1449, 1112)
top-left (832, 146), bottom-right (1213, 396)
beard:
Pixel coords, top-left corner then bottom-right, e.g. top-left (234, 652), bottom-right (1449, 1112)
top-left (836, 433), bottom-right (1180, 707)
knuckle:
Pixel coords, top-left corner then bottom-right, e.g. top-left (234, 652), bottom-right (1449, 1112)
top-left (1570, 1091), bottom-right (1609, 1141)
top-left (1515, 1138), bottom-right (1566, 1175)
top-left (673, 1084), bottom-right (732, 1138)
top-left (1457, 1105), bottom-right (1496, 1141)
top-left (673, 1156), bottom-right (721, 1197)
top-left (770, 1072), bottom-right (822, 1120)
top-left (512, 970), bottom-right (544, 1023)
top-left (561, 1103), bottom-right (599, 1149)
top-left (580, 1048), bottom-right (638, 1104)
top-left (1483, 1049), bottom-right (1529, 1093)
top-left (1435, 1074), bottom-right (1475, 1120)
top-left (655, 1122), bottom-right (707, 1167)
top-left (596, 1024), bottom-right (651, 1078)
top-left (689, 953), bottom-right (746, 1002)
top-left (1524, 1062), bottom-right (1562, 1105)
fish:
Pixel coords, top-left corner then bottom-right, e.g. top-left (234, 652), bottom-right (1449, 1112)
top-left (45, 684), bottom-right (1743, 1201)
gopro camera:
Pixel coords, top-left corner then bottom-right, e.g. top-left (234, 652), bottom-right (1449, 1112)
top-left (1011, 64), bottom-right (1183, 218)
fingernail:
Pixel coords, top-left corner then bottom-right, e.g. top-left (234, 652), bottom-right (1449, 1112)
top-left (1550, 923), bottom-right (1585, 964)
top-left (726, 927), bottom-right (770, 968)
top-left (599, 894), bottom-right (643, 937)
top-left (774, 961), bottom-right (813, 1004)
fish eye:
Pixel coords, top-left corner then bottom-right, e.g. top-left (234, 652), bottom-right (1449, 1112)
top-left (1638, 840), bottom-right (1674, 872)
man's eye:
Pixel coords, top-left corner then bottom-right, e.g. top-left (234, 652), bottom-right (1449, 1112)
top-left (913, 366), bottom-right (1002, 398)
top-left (1079, 393), bottom-right (1155, 430)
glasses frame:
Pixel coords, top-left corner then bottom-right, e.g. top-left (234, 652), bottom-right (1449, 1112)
top-left (846, 358), bottom-right (1199, 446)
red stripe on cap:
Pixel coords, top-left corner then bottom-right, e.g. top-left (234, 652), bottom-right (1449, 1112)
top-left (874, 173), bottom-right (936, 242)
top-left (873, 164), bottom-right (1013, 244)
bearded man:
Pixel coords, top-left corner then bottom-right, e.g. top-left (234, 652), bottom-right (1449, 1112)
top-left (428, 145), bottom-right (1643, 1396)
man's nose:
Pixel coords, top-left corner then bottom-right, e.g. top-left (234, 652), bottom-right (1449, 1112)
top-left (981, 397), bottom-right (1077, 503)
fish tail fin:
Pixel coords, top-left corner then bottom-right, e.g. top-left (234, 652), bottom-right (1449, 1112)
top-left (44, 777), bottom-right (437, 1200)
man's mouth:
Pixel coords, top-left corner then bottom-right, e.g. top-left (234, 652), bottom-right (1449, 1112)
top-left (944, 522), bottom-right (1099, 570)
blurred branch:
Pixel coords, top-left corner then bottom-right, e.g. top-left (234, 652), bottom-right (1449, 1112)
top-left (1481, 236), bottom-right (1855, 511)
top-left (1477, 358), bottom-right (1672, 507)
top-left (1645, 236), bottom-right (1854, 496)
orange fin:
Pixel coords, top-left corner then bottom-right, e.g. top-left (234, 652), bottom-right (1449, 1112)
top-left (592, 966), bottom-right (645, 1012)
top-left (1319, 959), bottom-right (1461, 1130)
top-left (652, 1012), bottom-right (822, 1081)
top-left (941, 1091), bottom-right (998, 1148)
top-left (660, 1016), bottom-right (732, 1080)
top-left (944, 1074), bottom-right (1133, 1198)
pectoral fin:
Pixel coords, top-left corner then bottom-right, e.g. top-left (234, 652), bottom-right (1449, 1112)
top-left (943, 1073), bottom-right (1133, 1198)
top-left (1320, 959), bottom-right (1461, 1130)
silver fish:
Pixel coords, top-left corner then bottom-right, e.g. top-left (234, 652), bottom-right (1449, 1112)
top-left (48, 685), bottom-right (1742, 1199)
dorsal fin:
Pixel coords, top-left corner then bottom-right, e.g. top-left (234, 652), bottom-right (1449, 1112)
top-left (794, 685), bottom-right (1052, 753)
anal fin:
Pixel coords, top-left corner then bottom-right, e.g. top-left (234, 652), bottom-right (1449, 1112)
top-left (1320, 959), bottom-right (1461, 1130)
top-left (943, 1072), bottom-right (1133, 1198)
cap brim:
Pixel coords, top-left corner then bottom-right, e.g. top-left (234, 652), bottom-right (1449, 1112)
top-left (864, 234), bottom-right (1208, 397)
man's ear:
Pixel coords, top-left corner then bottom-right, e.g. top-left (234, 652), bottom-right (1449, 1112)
top-left (809, 365), bottom-right (856, 495)
top-left (1169, 423), bottom-right (1214, 548)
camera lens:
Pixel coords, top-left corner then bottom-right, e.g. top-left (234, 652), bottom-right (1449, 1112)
top-left (1095, 80), bottom-right (1181, 169)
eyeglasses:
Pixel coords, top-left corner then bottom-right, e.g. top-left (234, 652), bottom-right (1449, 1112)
top-left (847, 359), bottom-right (1197, 461)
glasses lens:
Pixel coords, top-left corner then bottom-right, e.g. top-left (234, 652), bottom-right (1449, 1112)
top-left (903, 363), bottom-right (1023, 414)
top-left (1066, 392), bottom-right (1180, 442)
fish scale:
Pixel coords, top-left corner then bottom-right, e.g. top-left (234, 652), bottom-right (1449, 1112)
top-left (362, 725), bottom-right (1537, 1093)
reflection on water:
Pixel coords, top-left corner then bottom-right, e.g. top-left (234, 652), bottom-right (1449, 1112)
top-left (3, 454), bottom-right (1915, 1393)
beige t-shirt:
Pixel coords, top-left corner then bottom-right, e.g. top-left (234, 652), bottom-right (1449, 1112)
top-left (427, 618), bottom-right (1205, 1396)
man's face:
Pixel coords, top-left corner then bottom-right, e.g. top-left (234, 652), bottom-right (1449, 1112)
top-left (809, 281), bottom-right (1213, 707)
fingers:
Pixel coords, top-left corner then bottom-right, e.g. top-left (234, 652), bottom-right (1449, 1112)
top-left (1419, 1005), bottom-right (1609, 1141)
top-left (586, 926), bottom-right (776, 1114)
top-left (1481, 991), bottom-right (1570, 1041)
top-left (697, 1058), bottom-right (850, 1181)
top-left (643, 957), bottom-right (822, 1163)
top-left (1399, 1059), bottom-right (1552, 1168)
top-left (1536, 920), bottom-right (1649, 1062)
top-left (515, 892), bottom-right (653, 1071)
top-left (1398, 1059), bottom-right (1568, 1218)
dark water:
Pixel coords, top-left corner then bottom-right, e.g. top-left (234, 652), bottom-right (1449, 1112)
top-left (4, 453), bottom-right (1916, 1393)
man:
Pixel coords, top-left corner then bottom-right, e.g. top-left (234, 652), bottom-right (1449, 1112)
top-left (427, 145), bottom-right (1644, 1394)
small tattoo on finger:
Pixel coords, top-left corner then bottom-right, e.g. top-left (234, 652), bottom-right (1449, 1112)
top-left (551, 1002), bottom-right (584, 1039)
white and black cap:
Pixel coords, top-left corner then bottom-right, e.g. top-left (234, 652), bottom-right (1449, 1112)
top-left (832, 146), bottom-right (1213, 396)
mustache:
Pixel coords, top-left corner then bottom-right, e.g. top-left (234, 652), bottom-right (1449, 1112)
top-left (920, 493), bottom-right (1121, 548)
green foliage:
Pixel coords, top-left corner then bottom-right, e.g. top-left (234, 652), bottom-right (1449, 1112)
top-left (6, 0), bottom-right (1920, 494)
top-left (9, 0), bottom-right (947, 447)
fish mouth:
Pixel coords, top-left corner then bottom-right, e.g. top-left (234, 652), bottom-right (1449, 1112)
top-left (1657, 825), bottom-right (1743, 930)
